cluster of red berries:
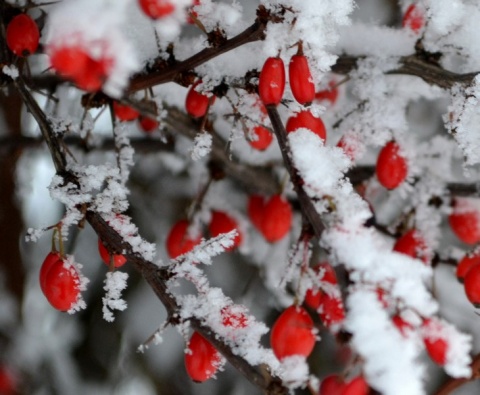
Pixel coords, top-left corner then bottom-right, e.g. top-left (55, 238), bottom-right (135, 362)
top-left (258, 48), bottom-right (327, 143)
top-left (166, 210), bottom-right (242, 259)
top-left (304, 263), bottom-right (345, 329)
top-left (6, 13), bottom-right (40, 57)
top-left (185, 307), bottom-right (247, 382)
top-left (248, 194), bottom-right (292, 243)
top-left (113, 101), bottom-right (159, 133)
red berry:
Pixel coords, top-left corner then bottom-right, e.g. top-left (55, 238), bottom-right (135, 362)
top-left (463, 263), bottom-right (480, 306)
top-left (248, 126), bottom-right (273, 151)
top-left (319, 374), bottom-right (346, 395)
top-left (113, 102), bottom-right (140, 122)
top-left (304, 262), bottom-right (338, 310)
top-left (6, 14), bottom-right (40, 57)
top-left (139, 116), bottom-right (159, 133)
top-left (270, 305), bottom-right (315, 360)
top-left (259, 57), bottom-right (285, 106)
top-left (449, 199), bottom-right (480, 245)
top-left (402, 4), bottom-right (424, 33)
top-left (318, 293), bottom-right (345, 328)
top-left (393, 229), bottom-right (429, 263)
top-left (221, 306), bottom-right (248, 328)
top-left (187, 0), bottom-right (201, 24)
top-left (0, 365), bottom-right (16, 395)
top-left (392, 314), bottom-right (413, 337)
top-left (344, 376), bottom-right (369, 395)
top-left (185, 82), bottom-right (213, 118)
top-left (166, 219), bottom-right (202, 259)
top-left (376, 141), bottom-right (408, 190)
top-left (247, 195), bottom-right (265, 231)
top-left (42, 259), bottom-right (80, 311)
top-left (286, 110), bottom-right (327, 141)
top-left (185, 332), bottom-right (221, 382)
top-left (40, 251), bottom-right (61, 294)
top-left (49, 45), bottom-right (112, 92)
top-left (422, 319), bottom-right (448, 365)
top-left (315, 81), bottom-right (339, 105)
top-left (208, 211), bottom-right (242, 251)
top-left (260, 195), bottom-right (292, 243)
top-left (98, 238), bottom-right (127, 268)
top-left (456, 252), bottom-right (480, 281)
top-left (49, 46), bottom-right (90, 79)
top-left (138, 0), bottom-right (175, 19)
top-left (289, 54), bottom-right (315, 105)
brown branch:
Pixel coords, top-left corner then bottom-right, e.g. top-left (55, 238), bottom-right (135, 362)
top-left (128, 19), bottom-right (267, 92)
top-left (433, 352), bottom-right (480, 395)
top-left (265, 105), bottom-right (325, 238)
top-left (332, 55), bottom-right (479, 89)
top-left (18, 76), bottom-right (288, 395)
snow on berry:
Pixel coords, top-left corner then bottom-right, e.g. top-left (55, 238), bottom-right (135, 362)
top-left (45, 0), bottom-right (140, 96)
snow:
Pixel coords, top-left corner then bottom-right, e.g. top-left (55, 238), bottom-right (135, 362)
top-left (102, 271), bottom-right (128, 322)
top-left (191, 131), bottom-right (213, 161)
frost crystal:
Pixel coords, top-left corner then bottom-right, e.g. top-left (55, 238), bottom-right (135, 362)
top-left (191, 132), bottom-right (213, 161)
top-left (102, 271), bottom-right (128, 322)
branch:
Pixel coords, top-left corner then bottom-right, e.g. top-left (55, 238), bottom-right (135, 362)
top-left (128, 19), bottom-right (267, 92)
top-left (265, 105), bottom-right (325, 238)
top-left (433, 352), bottom-right (480, 395)
top-left (18, 76), bottom-right (288, 395)
top-left (332, 55), bottom-right (479, 89)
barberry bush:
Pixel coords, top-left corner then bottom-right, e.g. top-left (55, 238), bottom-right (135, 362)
top-left (1, 0), bottom-right (480, 394)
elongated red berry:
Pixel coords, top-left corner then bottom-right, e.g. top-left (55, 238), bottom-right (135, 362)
top-left (376, 141), bottom-right (408, 189)
top-left (43, 259), bottom-right (80, 311)
top-left (286, 110), bottom-right (326, 141)
top-left (139, 116), bottom-right (159, 133)
top-left (248, 126), bottom-right (273, 151)
top-left (463, 263), bottom-right (480, 306)
top-left (40, 251), bottom-right (62, 294)
top-left (393, 229), bottom-right (429, 263)
top-left (0, 365), bottom-right (16, 395)
top-left (185, 332), bottom-right (221, 382)
top-left (259, 57), bottom-right (285, 106)
top-left (289, 54), bottom-right (315, 105)
top-left (248, 195), bottom-right (265, 231)
top-left (422, 319), bottom-right (448, 365)
top-left (260, 195), bottom-right (292, 243)
top-left (315, 81), bottom-right (339, 105)
top-left (456, 252), bottom-right (480, 281)
top-left (344, 376), bottom-right (369, 395)
top-left (185, 82), bottom-right (213, 118)
top-left (98, 238), bottom-right (127, 268)
top-left (166, 219), bottom-right (202, 259)
top-left (49, 45), bottom-right (112, 92)
top-left (305, 262), bottom-right (337, 310)
top-left (113, 102), bottom-right (140, 122)
top-left (208, 211), bottom-right (242, 251)
top-left (139, 0), bottom-right (175, 19)
top-left (402, 4), bottom-right (424, 33)
top-left (270, 305), bottom-right (315, 360)
top-left (49, 46), bottom-right (90, 79)
top-left (318, 293), bottom-right (345, 329)
top-left (319, 374), bottom-right (345, 395)
top-left (449, 198), bottom-right (480, 245)
top-left (6, 14), bottom-right (40, 57)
